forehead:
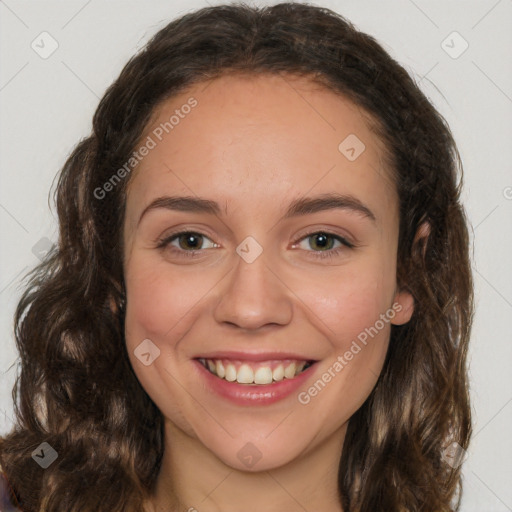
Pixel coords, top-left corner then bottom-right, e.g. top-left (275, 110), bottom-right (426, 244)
top-left (124, 73), bottom-right (396, 227)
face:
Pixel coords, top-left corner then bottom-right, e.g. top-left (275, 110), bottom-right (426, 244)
top-left (122, 73), bottom-right (414, 471)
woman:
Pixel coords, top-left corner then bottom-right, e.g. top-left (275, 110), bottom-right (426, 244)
top-left (0, 3), bottom-right (473, 511)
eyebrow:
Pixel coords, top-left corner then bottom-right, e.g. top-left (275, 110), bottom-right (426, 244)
top-left (137, 192), bottom-right (377, 226)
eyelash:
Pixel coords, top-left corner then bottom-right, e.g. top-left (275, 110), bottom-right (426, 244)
top-left (155, 230), bottom-right (355, 260)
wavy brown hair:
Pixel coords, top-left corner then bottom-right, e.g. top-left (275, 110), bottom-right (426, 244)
top-left (0, 2), bottom-right (473, 511)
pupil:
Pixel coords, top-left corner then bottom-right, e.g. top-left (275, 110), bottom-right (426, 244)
top-left (313, 233), bottom-right (332, 250)
top-left (178, 233), bottom-right (333, 251)
top-left (181, 233), bottom-right (201, 250)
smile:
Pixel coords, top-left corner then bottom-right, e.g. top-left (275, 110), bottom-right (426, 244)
top-left (197, 357), bottom-right (314, 385)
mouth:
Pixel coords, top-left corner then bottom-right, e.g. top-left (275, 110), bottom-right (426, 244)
top-left (195, 357), bottom-right (316, 385)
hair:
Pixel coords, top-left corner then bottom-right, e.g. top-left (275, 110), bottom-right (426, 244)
top-left (0, 2), bottom-right (473, 511)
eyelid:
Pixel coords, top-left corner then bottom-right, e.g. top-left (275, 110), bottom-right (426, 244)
top-left (290, 227), bottom-right (356, 248)
top-left (155, 227), bottom-right (356, 262)
top-left (291, 235), bottom-right (353, 251)
top-left (155, 230), bottom-right (218, 250)
top-left (155, 227), bottom-right (354, 247)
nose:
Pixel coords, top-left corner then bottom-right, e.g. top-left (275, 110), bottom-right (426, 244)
top-left (213, 249), bottom-right (293, 331)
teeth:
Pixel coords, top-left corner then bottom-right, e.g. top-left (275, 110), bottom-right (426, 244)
top-left (254, 366), bottom-right (273, 384)
top-left (272, 365), bottom-right (284, 381)
top-left (199, 358), bottom-right (312, 385)
top-left (215, 360), bottom-right (225, 378)
top-left (284, 362), bottom-right (297, 379)
top-left (295, 361), bottom-right (307, 375)
top-left (236, 364), bottom-right (254, 384)
top-left (225, 363), bottom-right (237, 382)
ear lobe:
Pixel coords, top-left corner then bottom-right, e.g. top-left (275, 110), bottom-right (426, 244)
top-left (391, 220), bottom-right (431, 326)
top-left (391, 288), bottom-right (415, 325)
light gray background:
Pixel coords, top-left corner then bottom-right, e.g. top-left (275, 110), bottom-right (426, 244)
top-left (1, 1), bottom-right (511, 510)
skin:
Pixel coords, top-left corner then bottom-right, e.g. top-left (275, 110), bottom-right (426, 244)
top-left (122, 73), bottom-right (415, 512)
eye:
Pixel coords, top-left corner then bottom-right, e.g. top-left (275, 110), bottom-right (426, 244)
top-left (156, 229), bottom-right (355, 260)
top-left (292, 231), bottom-right (355, 260)
top-left (156, 231), bottom-right (218, 256)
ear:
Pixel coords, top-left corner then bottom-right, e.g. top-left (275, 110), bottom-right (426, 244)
top-left (391, 221), bottom-right (431, 326)
top-left (390, 287), bottom-right (415, 325)
top-left (108, 288), bottom-right (126, 316)
top-left (109, 295), bottom-right (118, 315)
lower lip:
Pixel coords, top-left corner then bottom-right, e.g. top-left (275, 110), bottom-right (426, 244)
top-left (192, 359), bottom-right (317, 406)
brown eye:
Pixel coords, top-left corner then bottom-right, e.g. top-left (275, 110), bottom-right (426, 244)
top-left (177, 233), bottom-right (205, 250)
top-left (307, 232), bottom-right (336, 251)
top-left (293, 231), bottom-right (354, 260)
top-left (157, 231), bottom-right (218, 255)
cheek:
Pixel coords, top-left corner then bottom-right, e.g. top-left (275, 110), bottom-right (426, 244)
top-left (123, 257), bottom-right (205, 431)
top-left (294, 268), bottom-right (395, 422)
top-left (301, 263), bottom-right (395, 345)
top-left (124, 257), bottom-right (204, 348)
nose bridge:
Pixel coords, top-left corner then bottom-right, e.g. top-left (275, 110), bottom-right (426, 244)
top-left (213, 242), bottom-right (293, 329)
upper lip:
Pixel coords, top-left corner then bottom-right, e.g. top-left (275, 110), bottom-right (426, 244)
top-left (194, 351), bottom-right (318, 362)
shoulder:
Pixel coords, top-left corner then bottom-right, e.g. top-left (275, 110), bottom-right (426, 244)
top-left (0, 464), bottom-right (22, 511)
